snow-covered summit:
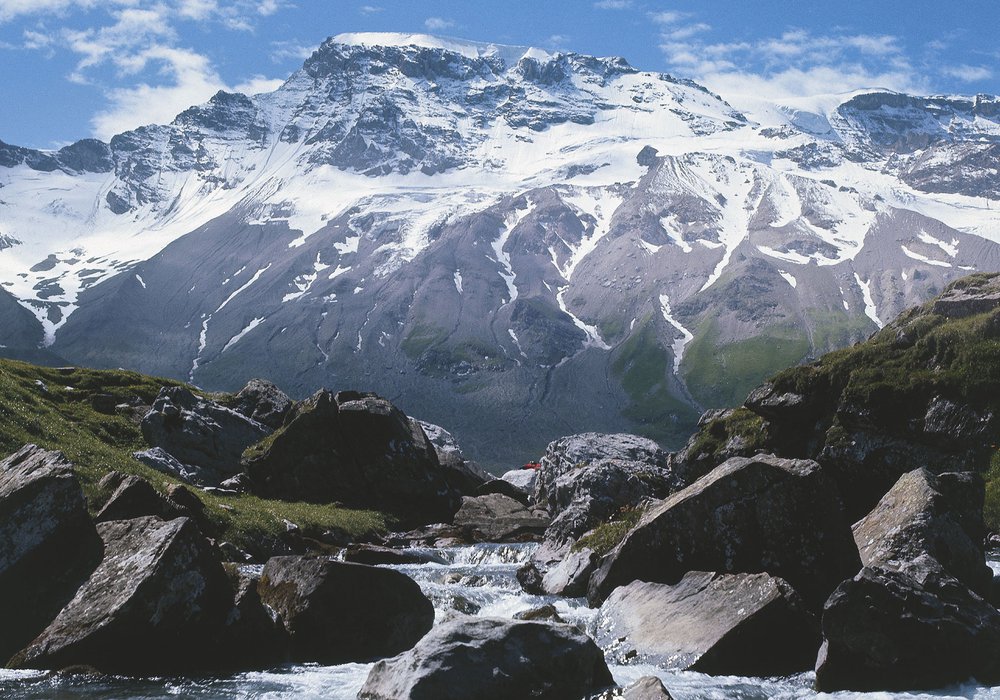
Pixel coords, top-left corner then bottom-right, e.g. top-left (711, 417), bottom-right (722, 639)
top-left (329, 31), bottom-right (551, 66)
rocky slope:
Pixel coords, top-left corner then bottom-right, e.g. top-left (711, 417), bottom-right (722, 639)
top-left (2, 33), bottom-right (1000, 466)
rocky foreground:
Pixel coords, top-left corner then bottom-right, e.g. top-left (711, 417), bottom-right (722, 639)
top-left (2, 273), bottom-right (1000, 697)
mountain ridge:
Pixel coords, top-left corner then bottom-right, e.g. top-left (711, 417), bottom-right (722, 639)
top-left (1, 32), bottom-right (999, 467)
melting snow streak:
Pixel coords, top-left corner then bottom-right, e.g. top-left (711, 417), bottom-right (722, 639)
top-left (660, 294), bottom-right (694, 374)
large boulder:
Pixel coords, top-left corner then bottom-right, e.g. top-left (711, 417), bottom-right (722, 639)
top-left (133, 446), bottom-right (215, 485)
top-left (534, 433), bottom-right (668, 511)
top-left (231, 378), bottom-right (293, 430)
top-left (852, 468), bottom-right (991, 594)
top-left (544, 458), bottom-right (677, 544)
top-left (94, 474), bottom-right (189, 523)
top-left (11, 515), bottom-right (232, 674)
top-left (358, 617), bottom-right (614, 700)
top-left (257, 556), bottom-right (434, 664)
top-left (417, 419), bottom-right (492, 495)
top-left (593, 572), bottom-right (819, 676)
top-left (453, 493), bottom-right (550, 542)
top-left (216, 566), bottom-right (288, 669)
top-left (141, 387), bottom-right (270, 482)
top-left (0, 445), bottom-right (102, 664)
top-left (587, 454), bottom-right (860, 608)
top-left (815, 563), bottom-right (1000, 691)
top-left (243, 390), bottom-right (461, 527)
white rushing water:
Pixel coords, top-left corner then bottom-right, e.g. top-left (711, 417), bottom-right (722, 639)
top-left (3, 545), bottom-right (999, 699)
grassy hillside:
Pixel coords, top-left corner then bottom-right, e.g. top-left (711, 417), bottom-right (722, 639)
top-left (0, 360), bottom-right (387, 549)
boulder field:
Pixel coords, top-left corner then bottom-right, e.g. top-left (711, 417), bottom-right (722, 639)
top-left (4, 273), bottom-right (1000, 695)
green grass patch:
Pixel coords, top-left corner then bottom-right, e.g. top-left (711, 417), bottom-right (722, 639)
top-left (611, 318), bottom-right (699, 445)
top-left (573, 505), bottom-right (646, 557)
top-left (682, 319), bottom-right (811, 408)
top-left (401, 321), bottom-right (449, 359)
top-left (684, 407), bottom-right (767, 463)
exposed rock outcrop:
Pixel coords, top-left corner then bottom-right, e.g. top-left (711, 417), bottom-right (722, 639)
top-left (231, 378), bottom-right (293, 430)
top-left (141, 387), bottom-right (270, 483)
top-left (852, 468), bottom-right (990, 594)
top-left (94, 474), bottom-right (191, 523)
top-left (533, 433), bottom-right (669, 510)
top-left (358, 617), bottom-right (614, 700)
top-left (593, 572), bottom-right (819, 676)
top-left (257, 556), bottom-right (434, 664)
top-left (587, 454), bottom-right (860, 608)
top-left (243, 390), bottom-right (461, 527)
top-left (11, 515), bottom-right (232, 674)
top-left (816, 563), bottom-right (1000, 691)
top-left (0, 445), bottom-right (102, 664)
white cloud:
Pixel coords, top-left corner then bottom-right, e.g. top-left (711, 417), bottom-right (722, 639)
top-left (233, 73), bottom-right (283, 94)
top-left (653, 17), bottom-right (927, 101)
top-left (359, 4), bottom-right (382, 13)
top-left (940, 64), bottom-right (992, 82)
top-left (593, 0), bottom-right (632, 8)
top-left (546, 34), bottom-right (570, 48)
top-left (270, 39), bottom-right (312, 63)
top-left (424, 17), bottom-right (455, 31)
top-left (649, 11), bottom-right (691, 25)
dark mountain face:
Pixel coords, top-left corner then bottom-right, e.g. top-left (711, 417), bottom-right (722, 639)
top-left (1, 33), bottom-right (999, 468)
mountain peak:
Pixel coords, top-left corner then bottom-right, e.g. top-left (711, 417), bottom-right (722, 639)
top-left (328, 32), bottom-right (551, 66)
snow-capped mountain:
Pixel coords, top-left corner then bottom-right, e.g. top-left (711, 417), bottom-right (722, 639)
top-left (1, 32), bottom-right (999, 467)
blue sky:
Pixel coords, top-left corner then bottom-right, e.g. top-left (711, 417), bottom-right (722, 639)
top-left (1, 0), bottom-right (997, 149)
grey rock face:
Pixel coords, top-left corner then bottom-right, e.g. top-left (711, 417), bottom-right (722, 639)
top-left (0, 445), bottom-right (102, 664)
top-left (453, 493), bottom-right (550, 542)
top-left (216, 566), bottom-right (288, 669)
top-left (815, 564), bottom-right (1000, 691)
top-left (94, 474), bottom-right (191, 523)
top-left (358, 617), bottom-right (614, 700)
top-left (257, 556), bottom-right (434, 664)
top-left (141, 387), bottom-right (270, 482)
top-left (587, 454), bottom-right (861, 608)
top-left (534, 433), bottom-right (669, 511)
top-left (418, 419), bottom-right (491, 495)
top-left (852, 468), bottom-right (991, 595)
top-left (11, 515), bottom-right (232, 674)
top-left (594, 572), bottom-right (819, 676)
top-left (133, 446), bottom-right (216, 485)
top-left (231, 378), bottom-right (293, 429)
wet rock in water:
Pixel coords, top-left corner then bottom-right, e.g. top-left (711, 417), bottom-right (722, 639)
top-left (358, 617), bottom-right (614, 700)
top-left (852, 468), bottom-right (991, 594)
top-left (521, 540), bottom-right (597, 597)
top-left (94, 474), bottom-right (190, 523)
top-left (243, 390), bottom-right (461, 528)
top-left (141, 387), bottom-right (270, 482)
top-left (587, 454), bottom-right (860, 608)
top-left (594, 572), bottom-right (819, 676)
top-left (257, 556), bottom-right (434, 664)
top-left (0, 445), bottom-right (102, 664)
top-left (215, 566), bottom-right (288, 669)
top-left (342, 544), bottom-right (446, 566)
top-left (11, 515), bottom-right (232, 674)
top-left (815, 562), bottom-right (1000, 691)
top-left (513, 604), bottom-right (564, 623)
top-left (589, 676), bottom-right (675, 700)
top-left (453, 493), bottom-right (549, 542)
top-left (231, 378), bottom-right (293, 430)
